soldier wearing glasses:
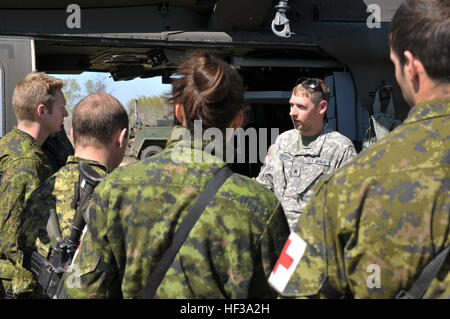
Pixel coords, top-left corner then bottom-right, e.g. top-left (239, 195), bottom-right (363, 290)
top-left (256, 78), bottom-right (357, 231)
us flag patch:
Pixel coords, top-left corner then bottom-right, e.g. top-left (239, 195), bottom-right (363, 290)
top-left (268, 232), bottom-right (307, 293)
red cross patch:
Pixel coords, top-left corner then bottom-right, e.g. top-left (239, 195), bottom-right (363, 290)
top-left (268, 232), bottom-right (307, 293)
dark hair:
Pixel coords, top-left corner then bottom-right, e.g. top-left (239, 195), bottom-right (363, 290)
top-left (72, 92), bottom-right (129, 146)
top-left (389, 0), bottom-right (450, 83)
top-left (169, 50), bottom-right (247, 132)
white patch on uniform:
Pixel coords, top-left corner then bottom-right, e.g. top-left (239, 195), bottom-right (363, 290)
top-left (70, 225), bottom-right (88, 266)
top-left (268, 232), bottom-right (307, 293)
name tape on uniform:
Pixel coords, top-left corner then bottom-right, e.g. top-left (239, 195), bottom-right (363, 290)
top-left (268, 232), bottom-right (307, 293)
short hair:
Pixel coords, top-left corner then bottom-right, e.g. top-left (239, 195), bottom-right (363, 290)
top-left (389, 0), bottom-right (450, 83)
top-left (72, 92), bottom-right (129, 147)
top-left (12, 71), bottom-right (64, 122)
top-left (292, 78), bottom-right (330, 105)
top-left (168, 50), bottom-right (247, 132)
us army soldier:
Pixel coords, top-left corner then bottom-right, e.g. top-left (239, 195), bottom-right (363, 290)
top-left (256, 78), bottom-right (357, 231)
top-left (0, 72), bottom-right (68, 298)
top-left (271, 0), bottom-right (450, 299)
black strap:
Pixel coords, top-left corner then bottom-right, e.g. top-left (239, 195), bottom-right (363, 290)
top-left (396, 245), bottom-right (450, 299)
top-left (320, 278), bottom-right (348, 299)
top-left (140, 165), bottom-right (233, 299)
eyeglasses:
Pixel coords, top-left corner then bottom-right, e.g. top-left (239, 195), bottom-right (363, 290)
top-left (295, 77), bottom-right (323, 93)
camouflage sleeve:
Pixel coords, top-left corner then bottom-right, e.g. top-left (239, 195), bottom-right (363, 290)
top-left (0, 159), bottom-right (44, 294)
top-left (0, 159), bottom-right (43, 259)
top-left (66, 191), bottom-right (122, 299)
top-left (276, 177), bottom-right (348, 299)
top-left (19, 185), bottom-right (55, 257)
top-left (249, 201), bottom-right (290, 298)
top-left (13, 185), bottom-right (58, 296)
top-left (256, 144), bottom-right (276, 191)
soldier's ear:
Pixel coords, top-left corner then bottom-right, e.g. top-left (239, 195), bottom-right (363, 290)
top-left (318, 100), bottom-right (328, 115)
top-left (70, 128), bottom-right (74, 144)
top-left (36, 104), bottom-right (47, 120)
top-left (118, 128), bottom-right (128, 148)
top-left (175, 104), bottom-right (186, 126)
top-left (404, 50), bottom-right (425, 91)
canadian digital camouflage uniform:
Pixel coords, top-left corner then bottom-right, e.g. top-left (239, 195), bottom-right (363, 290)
top-left (12, 156), bottom-right (109, 296)
top-left (277, 98), bottom-right (450, 298)
top-left (256, 124), bottom-right (357, 231)
top-left (0, 128), bottom-right (52, 295)
top-left (67, 129), bottom-right (290, 298)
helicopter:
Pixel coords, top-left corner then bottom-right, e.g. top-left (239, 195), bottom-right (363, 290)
top-left (0, 0), bottom-right (406, 176)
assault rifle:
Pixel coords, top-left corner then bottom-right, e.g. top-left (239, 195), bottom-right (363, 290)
top-left (22, 161), bottom-right (104, 299)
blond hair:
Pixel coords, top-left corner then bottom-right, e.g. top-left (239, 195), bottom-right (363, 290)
top-left (12, 71), bottom-right (64, 122)
top-left (292, 78), bottom-right (330, 105)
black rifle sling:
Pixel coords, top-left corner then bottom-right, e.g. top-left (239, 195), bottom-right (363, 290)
top-left (68, 161), bottom-right (104, 246)
top-left (140, 165), bottom-right (233, 299)
top-left (396, 245), bottom-right (450, 299)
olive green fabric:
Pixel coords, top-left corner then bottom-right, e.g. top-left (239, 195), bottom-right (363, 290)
top-left (67, 131), bottom-right (290, 298)
top-left (280, 98), bottom-right (450, 299)
top-left (0, 128), bottom-right (52, 295)
top-left (12, 157), bottom-right (108, 296)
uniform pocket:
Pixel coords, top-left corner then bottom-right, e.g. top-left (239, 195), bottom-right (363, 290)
top-left (295, 158), bottom-right (330, 195)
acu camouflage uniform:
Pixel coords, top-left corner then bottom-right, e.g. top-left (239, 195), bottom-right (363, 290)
top-left (278, 98), bottom-right (450, 298)
top-left (0, 128), bottom-right (52, 295)
top-left (67, 129), bottom-right (290, 299)
top-left (256, 124), bottom-right (356, 231)
top-left (13, 156), bottom-right (109, 295)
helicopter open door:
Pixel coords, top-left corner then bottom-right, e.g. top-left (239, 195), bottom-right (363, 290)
top-left (0, 36), bottom-right (35, 136)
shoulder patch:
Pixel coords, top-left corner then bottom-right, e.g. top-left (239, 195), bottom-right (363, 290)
top-left (268, 232), bottom-right (307, 293)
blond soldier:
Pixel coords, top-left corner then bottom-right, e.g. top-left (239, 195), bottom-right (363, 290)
top-left (0, 72), bottom-right (67, 298)
top-left (256, 78), bottom-right (357, 231)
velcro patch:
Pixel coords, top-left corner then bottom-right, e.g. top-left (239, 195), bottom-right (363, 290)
top-left (267, 145), bottom-right (275, 162)
top-left (268, 232), bottom-right (307, 293)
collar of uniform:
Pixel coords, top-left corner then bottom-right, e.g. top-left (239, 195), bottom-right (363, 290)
top-left (404, 97), bottom-right (450, 125)
top-left (288, 124), bottom-right (330, 156)
top-left (66, 155), bottom-right (110, 174)
top-left (165, 126), bottom-right (227, 164)
top-left (14, 127), bottom-right (41, 150)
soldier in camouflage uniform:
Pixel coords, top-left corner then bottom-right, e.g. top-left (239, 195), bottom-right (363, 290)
top-left (66, 51), bottom-right (290, 299)
top-left (0, 72), bottom-right (68, 298)
top-left (257, 79), bottom-right (356, 231)
top-left (13, 93), bottom-right (129, 297)
top-left (270, 0), bottom-right (450, 298)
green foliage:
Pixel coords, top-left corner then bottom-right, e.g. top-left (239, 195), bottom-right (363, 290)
top-left (127, 95), bottom-right (173, 126)
top-left (63, 78), bottom-right (82, 111)
top-left (61, 74), bottom-right (114, 136)
top-left (62, 74), bottom-right (113, 111)
top-left (84, 74), bottom-right (112, 95)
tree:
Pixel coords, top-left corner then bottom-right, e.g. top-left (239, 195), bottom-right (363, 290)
top-left (61, 74), bottom-right (113, 138)
top-left (63, 78), bottom-right (82, 111)
top-left (84, 73), bottom-right (113, 95)
top-left (127, 95), bottom-right (173, 126)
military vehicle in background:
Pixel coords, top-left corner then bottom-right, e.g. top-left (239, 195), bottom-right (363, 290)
top-left (0, 0), bottom-right (406, 176)
top-left (132, 119), bottom-right (173, 159)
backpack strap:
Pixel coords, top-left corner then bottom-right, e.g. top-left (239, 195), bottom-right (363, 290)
top-left (396, 246), bottom-right (450, 299)
top-left (372, 89), bottom-right (382, 114)
top-left (140, 165), bottom-right (234, 299)
top-left (385, 92), bottom-right (396, 117)
top-left (373, 87), bottom-right (396, 116)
